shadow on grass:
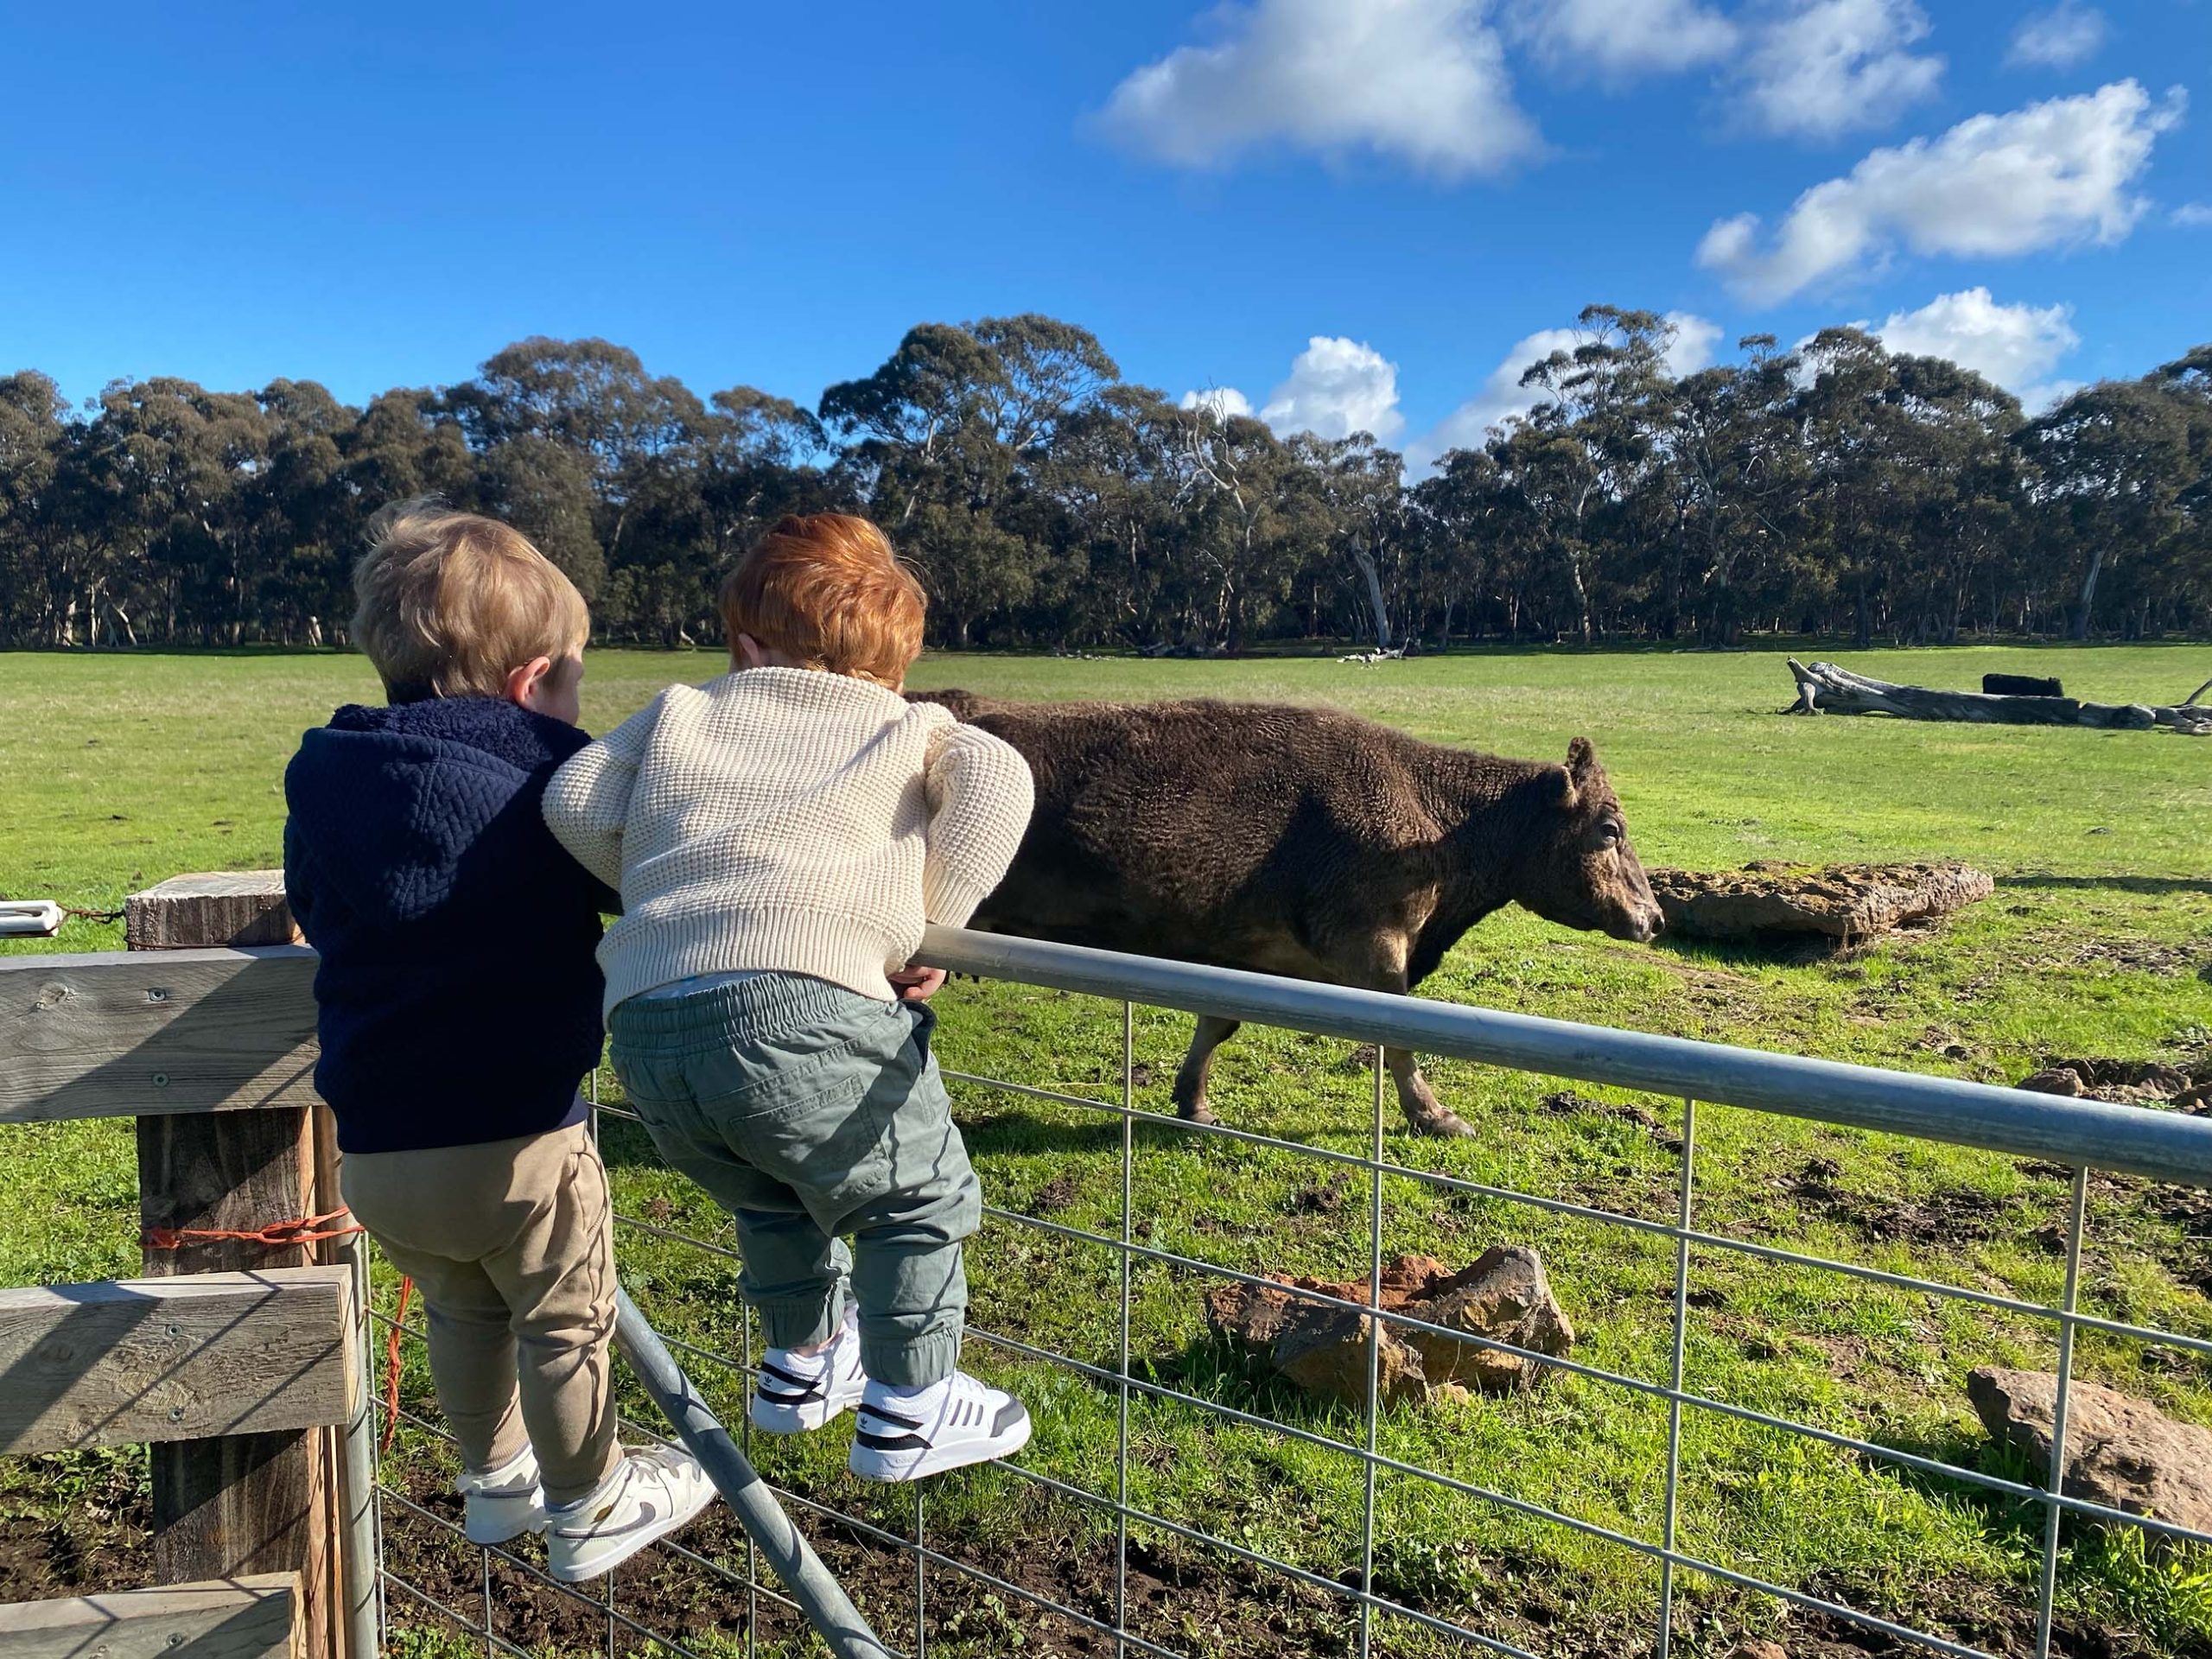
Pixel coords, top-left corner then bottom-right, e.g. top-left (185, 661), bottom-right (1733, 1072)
top-left (1876, 1425), bottom-right (2052, 1547)
top-left (2002, 874), bottom-right (2212, 897)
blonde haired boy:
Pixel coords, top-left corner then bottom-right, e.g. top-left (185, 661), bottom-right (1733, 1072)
top-left (544, 512), bottom-right (1036, 1481)
top-left (284, 503), bottom-right (712, 1580)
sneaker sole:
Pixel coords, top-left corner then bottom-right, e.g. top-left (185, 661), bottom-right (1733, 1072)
top-left (749, 1380), bottom-right (867, 1436)
top-left (848, 1409), bottom-right (1033, 1484)
top-left (545, 1479), bottom-right (716, 1583)
top-left (463, 1509), bottom-right (548, 1546)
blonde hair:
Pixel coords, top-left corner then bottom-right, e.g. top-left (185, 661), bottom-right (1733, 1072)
top-left (720, 513), bottom-right (925, 688)
top-left (352, 503), bottom-right (590, 702)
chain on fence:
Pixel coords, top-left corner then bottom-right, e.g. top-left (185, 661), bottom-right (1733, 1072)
top-left (363, 930), bottom-right (2212, 1659)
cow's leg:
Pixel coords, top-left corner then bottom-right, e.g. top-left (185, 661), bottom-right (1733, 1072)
top-left (1171, 1015), bottom-right (1240, 1125)
top-left (1329, 932), bottom-right (1475, 1139)
top-left (1382, 1045), bottom-right (1472, 1139)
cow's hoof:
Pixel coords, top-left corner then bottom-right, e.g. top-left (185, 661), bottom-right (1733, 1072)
top-left (1410, 1111), bottom-right (1476, 1139)
top-left (1177, 1102), bottom-right (1217, 1127)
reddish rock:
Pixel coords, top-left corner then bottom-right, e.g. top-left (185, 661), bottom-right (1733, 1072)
top-left (1205, 1249), bottom-right (1573, 1409)
top-left (1967, 1368), bottom-right (2212, 1535)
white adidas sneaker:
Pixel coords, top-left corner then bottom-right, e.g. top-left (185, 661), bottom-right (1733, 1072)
top-left (545, 1445), bottom-right (716, 1583)
top-left (751, 1308), bottom-right (868, 1435)
top-left (455, 1446), bottom-right (547, 1545)
top-left (848, 1370), bottom-right (1032, 1483)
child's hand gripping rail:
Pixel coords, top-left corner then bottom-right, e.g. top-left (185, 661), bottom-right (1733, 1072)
top-left (613, 1287), bottom-right (894, 1659)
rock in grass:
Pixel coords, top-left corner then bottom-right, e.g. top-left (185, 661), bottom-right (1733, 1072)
top-left (1967, 1368), bottom-right (2212, 1535)
top-left (1205, 1247), bottom-right (1574, 1409)
top-left (1648, 861), bottom-right (1993, 946)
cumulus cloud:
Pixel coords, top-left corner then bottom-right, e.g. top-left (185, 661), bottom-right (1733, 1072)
top-left (1408, 311), bottom-right (1722, 470)
top-left (1867, 287), bottom-right (2081, 408)
top-left (1735, 0), bottom-right (1946, 138)
top-left (2173, 201), bottom-right (2212, 228)
top-left (1503, 0), bottom-right (1738, 79)
top-left (1698, 79), bottom-right (2184, 303)
top-left (1100, 0), bottom-right (1541, 178)
top-left (2007, 2), bottom-right (2108, 68)
top-left (1178, 386), bottom-right (1255, 420)
top-left (1260, 337), bottom-right (1405, 441)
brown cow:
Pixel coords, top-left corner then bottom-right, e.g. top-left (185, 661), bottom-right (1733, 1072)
top-left (913, 693), bottom-right (1663, 1136)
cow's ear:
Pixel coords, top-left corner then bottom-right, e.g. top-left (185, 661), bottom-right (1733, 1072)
top-left (1567, 736), bottom-right (1599, 783)
top-left (1543, 763), bottom-right (1579, 810)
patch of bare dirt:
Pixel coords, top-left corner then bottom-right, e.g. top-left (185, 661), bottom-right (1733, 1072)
top-left (0, 1453), bottom-right (2195, 1658)
top-left (1768, 1156), bottom-right (2015, 1249)
top-left (2067, 938), bottom-right (2212, 979)
top-left (1540, 1088), bottom-right (1686, 1153)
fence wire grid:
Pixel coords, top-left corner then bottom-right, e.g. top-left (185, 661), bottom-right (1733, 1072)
top-left (361, 928), bottom-right (2212, 1659)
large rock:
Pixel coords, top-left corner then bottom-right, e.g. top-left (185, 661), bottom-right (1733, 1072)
top-left (1648, 861), bottom-right (1993, 945)
top-left (1967, 1368), bottom-right (2212, 1535)
top-left (1205, 1248), bottom-right (1574, 1409)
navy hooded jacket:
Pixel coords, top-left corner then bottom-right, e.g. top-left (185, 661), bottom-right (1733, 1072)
top-left (282, 697), bottom-right (618, 1154)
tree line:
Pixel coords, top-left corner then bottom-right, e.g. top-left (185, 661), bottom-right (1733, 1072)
top-left (1, 308), bottom-right (2206, 654)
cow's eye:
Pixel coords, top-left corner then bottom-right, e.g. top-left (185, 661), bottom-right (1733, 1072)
top-left (1598, 822), bottom-right (1623, 848)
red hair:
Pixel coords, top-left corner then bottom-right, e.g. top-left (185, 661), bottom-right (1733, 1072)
top-left (720, 513), bottom-right (925, 687)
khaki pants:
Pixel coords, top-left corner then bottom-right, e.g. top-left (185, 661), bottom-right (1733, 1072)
top-left (342, 1122), bottom-right (620, 1504)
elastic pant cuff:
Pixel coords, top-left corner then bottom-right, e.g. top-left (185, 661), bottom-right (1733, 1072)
top-left (861, 1327), bottom-right (960, 1389)
top-left (758, 1293), bottom-right (842, 1354)
top-left (541, 1440), bottom-right (624, 1510)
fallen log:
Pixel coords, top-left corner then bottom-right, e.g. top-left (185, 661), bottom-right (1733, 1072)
top-left (1785, 659), bottom-right (2212, 735)
top-left (1981, 672), bottom-right (2063, 698)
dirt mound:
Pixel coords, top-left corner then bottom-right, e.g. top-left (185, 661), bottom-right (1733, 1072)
top-left (1649, 861), bottom-right (1993, 945)
top-left (2018, 1057), bottom-right (2212, 1110)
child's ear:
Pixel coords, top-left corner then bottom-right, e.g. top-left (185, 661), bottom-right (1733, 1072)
top-left (504, 656), bottom-right (554, 708)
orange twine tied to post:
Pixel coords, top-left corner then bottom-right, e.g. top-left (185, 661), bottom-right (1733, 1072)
top-left (138, 1208), bottom-right (410, 1453)
top-left (141, 1207), bottom-right (366, 1253)
top-left (381, 1276), bottom-right (414, 1453)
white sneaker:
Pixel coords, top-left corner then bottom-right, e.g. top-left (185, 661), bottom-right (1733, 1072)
top-left (751, 1309), bottom-right (867, 1435)
top-left (848, 1371), bottom-right (1032, 1483)
top-left (455, 1446), bottom-right (547, 1545)
top-left (545, 1445), bottom-right (715, 1583)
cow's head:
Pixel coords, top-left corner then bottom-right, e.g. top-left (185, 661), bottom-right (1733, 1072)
top-left (1516, 739), bottom-right (1664, 944)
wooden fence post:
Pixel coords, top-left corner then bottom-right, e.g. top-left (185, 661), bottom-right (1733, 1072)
top-left (128, 874), bottom-right (346, 1659)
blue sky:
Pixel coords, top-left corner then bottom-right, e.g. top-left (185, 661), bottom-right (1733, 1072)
top-left (2, 0), bottom-right (2205, 464)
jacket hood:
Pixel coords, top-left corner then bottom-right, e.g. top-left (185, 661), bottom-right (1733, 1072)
top-left (284, 698), bottom-right (588, 929)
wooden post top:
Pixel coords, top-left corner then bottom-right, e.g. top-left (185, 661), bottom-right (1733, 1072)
top-left (128, 873), bottom-right (299, 951)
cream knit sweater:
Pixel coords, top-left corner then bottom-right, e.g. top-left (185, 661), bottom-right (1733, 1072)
top-left (543, 668), bottom-right (1033, 1012)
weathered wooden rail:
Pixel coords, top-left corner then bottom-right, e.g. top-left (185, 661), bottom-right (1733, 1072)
top-left (0, 876), bottom-right (366, 1659)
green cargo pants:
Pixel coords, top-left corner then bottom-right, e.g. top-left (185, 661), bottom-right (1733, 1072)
top-left (607, 972), bottom-right (978, 1387)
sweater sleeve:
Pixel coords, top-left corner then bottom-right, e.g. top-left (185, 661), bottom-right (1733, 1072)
top-left (919, 720), bottom-right (1034, 927)
top-left (543, 695), bottom-right (664, 892)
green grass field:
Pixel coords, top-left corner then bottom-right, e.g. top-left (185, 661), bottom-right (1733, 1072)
top-left (2, 644), bottom-right (2209, 1657)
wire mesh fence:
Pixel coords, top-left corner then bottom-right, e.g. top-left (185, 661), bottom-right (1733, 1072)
top-left (365, 927), bottom-right (2212, 1659)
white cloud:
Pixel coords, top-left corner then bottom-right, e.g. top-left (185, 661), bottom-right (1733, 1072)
top-left (1698, 79), bottom-right (2184, 303)
top-left (1178, 386), bottom-right (1255, 420)
top-left (2007, 2), bottom-right (2108, 68)
top-left (1736, 0), bottom-right (1946, 138)
top-left (2173, 201), bottom-right (2212, 228)
top-left (1101, 0), bottom-right (1541, 179)
top-left (1867, 287), bottom-right (2081, 408)
top-left (1664, 312), bottom-right (1726, 377)
top-left (1503, 0), bottom-right (1738, 79)
top-left (1408, 310), bottom-right (1723, 470)
top-left (1259, 337), bottom-right (1405, 441)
